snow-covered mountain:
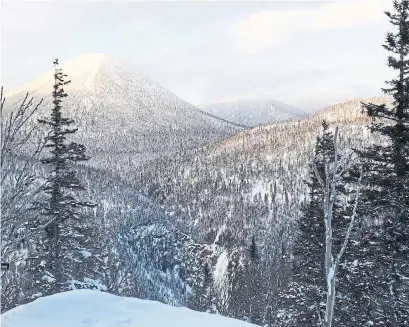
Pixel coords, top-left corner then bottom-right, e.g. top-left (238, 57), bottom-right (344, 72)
top-left (209, 95), bottom-right (392, 155)
top-left (1, 290), bottom-right (258, 327)
top-left (2, 85), bottom-right (393, 324)
top-left (133, 94), bottom-right (392, 323)
top-left (4, 54), bottom-right (243, 167)
top-left (200, 96), bottom-right (307, 127)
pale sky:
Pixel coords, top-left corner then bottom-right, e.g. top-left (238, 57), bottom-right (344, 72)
top-left (1, 0), bottom-right (394, 110)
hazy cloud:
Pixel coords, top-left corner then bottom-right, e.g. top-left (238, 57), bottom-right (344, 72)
top-left (229, 0), bottom-right (390, 54)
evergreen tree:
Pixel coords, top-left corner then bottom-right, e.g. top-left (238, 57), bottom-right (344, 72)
top-left (357, 1), bottom-right (409, 324)
top-left (191, 261), bottom-right (217, 313)
top-left (274, 121), bottom-right (350, 326)
top-left (249, 235), bottom-right (258, 262)
top-left (30, 59), bottom-right (99, 297)
top-left (334, 221), bottom-right (384, 326)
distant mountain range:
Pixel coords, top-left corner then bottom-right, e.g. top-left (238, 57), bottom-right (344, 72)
top-left (200, 96), bottom-right (307, 127)
top-left (2, 52), bottom-right (393, 324)
top-left (4, 54), bottom-right (243, 168)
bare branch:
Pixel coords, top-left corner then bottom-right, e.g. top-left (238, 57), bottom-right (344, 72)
top-left (1, 88), bottom-right (45, 262)
top-left (335, 167), bottom-right (363, 268)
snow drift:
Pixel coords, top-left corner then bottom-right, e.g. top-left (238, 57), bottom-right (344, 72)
top-left (1, 290), bottom-right (258, 327)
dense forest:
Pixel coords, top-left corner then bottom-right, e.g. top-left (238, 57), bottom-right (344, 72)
top-left (1, 1), bottom-right (408, 327)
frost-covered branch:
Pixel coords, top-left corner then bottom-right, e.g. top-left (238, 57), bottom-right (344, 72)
top-left (1, 89), bottom-right (44, 239)
top-left (1, 88), bottom-right (45, 311)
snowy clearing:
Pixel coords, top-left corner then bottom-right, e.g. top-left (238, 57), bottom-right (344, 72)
top-left (1, 290), bottom-right (258, 327)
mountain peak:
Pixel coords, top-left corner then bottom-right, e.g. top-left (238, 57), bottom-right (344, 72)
top-left (58, 53), bottom-right (120, 76)
top-left (6, 53), bottom-right (126, 97)
top-left (64, 53), bottom-right (115, 64)
top-left (4, 53), bottom-right (241, 166)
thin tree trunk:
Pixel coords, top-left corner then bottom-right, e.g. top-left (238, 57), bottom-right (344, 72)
top-left (313, 127), bottom-right (362, 327)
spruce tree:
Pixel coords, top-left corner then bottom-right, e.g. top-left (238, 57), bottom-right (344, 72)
top-left (275, 121), bottom-right (349, 326)
top-left (249, 235), bottom-right (258, 261)
top-left (357, 1), bottom-right (409, 324)
top-left (30, 59), bottom-right (98, 297)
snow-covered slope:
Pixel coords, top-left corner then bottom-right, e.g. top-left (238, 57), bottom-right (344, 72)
top-left (133, 95), bottom-right (392, 322)
top-left (1, 290), bottom-right (258, 327)
top-left (209, 95), bottom-right (392, 155)
top-left (200, 96), bottom-right (307, 127)
top-left (4, 54), bottom-right (242, 167)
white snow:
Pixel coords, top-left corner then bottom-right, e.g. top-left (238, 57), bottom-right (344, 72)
top-left (214, 250), bottom-right (229, 288)
top-left (327, 266), bottom-right (335, 296)
top-left (251, 180), bottom-right (267, 199)
top-left (200, 95), bottom-right (306, 127)
top-left (1, 290), bottom-right (258, 327)
top-left (4, 53), bottom-right (241, 169)
top-left (78, 249), bottom-right (92, 258)
top-left (41, 272), bottom-right (55, 283)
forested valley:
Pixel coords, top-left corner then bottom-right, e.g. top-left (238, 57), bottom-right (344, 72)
top-left (1, 1), bottom-right (408, 327)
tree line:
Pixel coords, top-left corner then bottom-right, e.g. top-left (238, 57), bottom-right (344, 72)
top-left (1, 1), bottom-right (408, 327)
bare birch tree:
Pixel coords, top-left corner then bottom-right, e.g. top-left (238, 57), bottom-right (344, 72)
top-left (313, 127), bottom-right (363, 327)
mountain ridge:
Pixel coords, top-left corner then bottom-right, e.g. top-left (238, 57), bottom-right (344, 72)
top-left (4, 53), bottom-right (243, 168)
top-left (200, 95), bottom-right (307, 127)
top-left (5, 53), bottom-right (244, 128)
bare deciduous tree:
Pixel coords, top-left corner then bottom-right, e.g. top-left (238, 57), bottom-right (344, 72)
top-left (1, 87), bottom-right (44, 311)
top-left (313, 127), bottom-right (363, 327)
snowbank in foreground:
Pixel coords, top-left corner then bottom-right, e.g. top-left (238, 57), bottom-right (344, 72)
top-left (1, 290), bottom-right (258, 327)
